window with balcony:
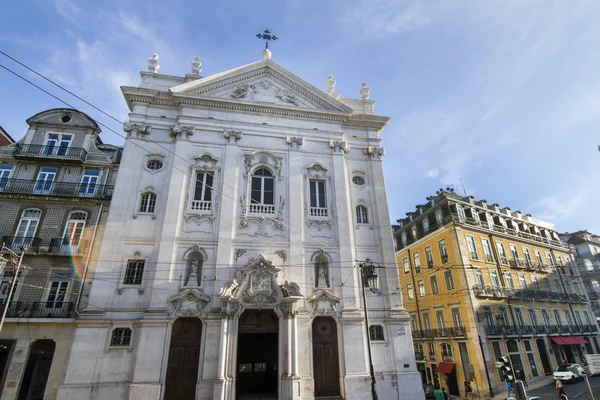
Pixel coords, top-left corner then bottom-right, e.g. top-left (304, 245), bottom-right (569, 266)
top-left (356, 205), bottom-right (369, 224)
top-left (410, 314), bottom-right (417, 331)
top-left (490, 270), bottom-right (500, 287)
top-left (554, 278), bottom-right (562, 294)
top-left (192, 171), bottom-right (213, 212)
top-left (564, 310), bottom-right (573, 326)
top-left (0, 163), bottom-right (13, 191)
top-left (250, 168), bottom-right (275, 214)
top-left (553, 309), bottom-right (562, 326)
top-left (435, 209), bottom-right (443, 225)
top-left (12, 209), bottom-right (41, 250)
top-left (466, 235), bottom-right (478, 260)
top-left (430, 275), bottom-right (439, 294)
top-left (59, 211), bottom-right (87, 253)
top-left (451, 308), bottom-right (462, 328)
top-left (124, 259), bottom-right (145, 285)
top-left (584, 310), bottom-right (592, 326)
top-left (418, 280), bottom-right (425, 297)
top-left (534, 250), bottom-right (544, 265)
top-left (522, 247), bottom-right (532, 266)
top-left (34, 166), bottom-right (57, 193)
top-left (407, 284), bottom-right (414, 300)
top-left (413, 252), bottom-right (421, 274)
top-left (79, 169), bottom-right (100, 196)
top-left (486, 213), bottom-right (494, 228)
top-left (45, 133), bottom-right (72, 156)
top-left (139, 192), bottom-right (156, 214)
top-left (574, 310), bottom-right (583, 326)
top-left (481, 238), bottom-right (494, 263)
top-left (545, 253), bottom-right (553, 268)
top-left (444, 270), bottom-right (455, 290)
top-left (498, 307), bottom-right (509, 326)
top-left (438, 239), bottom-right (449, 264)
top-left (309, 180), bottom-right (327, 217)
top-left (436, 310), bottom-right (445, 329)
top-left (509, 244), bottom-right (520, 263)
top-left (428, 342), bottom-right (436, 360)
top-left (514, 307), bottom-right (525, 327)
top-left (403, 257), bottom-right (409, 274)
top-left (425, 246), bottom-right (434, 269)
top-left (110, 327), bottom-right (132, 347)
top-left (518, 273), bottom-right (527, 289)
top-left (45, 280), bottom-right (68, 309)
top-left (504, 272), bottom-right (514, 290)
top-left (456, 204), bottom-right (466, 222)
top-left (496, 242), bottom-right (508, 265)
top-left (423, 312), bottom-right (431, 330)
top-left (482, 305), bottom-right (494, 327)
top-left (531, 275), bottom-right (539, 291)
top-left (474, 268), bottom-right (484, 287)
top-left (541, 309), bottom-right (551, 326)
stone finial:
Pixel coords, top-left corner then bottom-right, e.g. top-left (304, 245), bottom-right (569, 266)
top-left (191, 57), bottom-right (202, 76)
top-left (148, 53), bottom-right (160, 73)
top-left (262, 48), bottom-right (272, 60)
top-left (326, 75), bottom-right (336, 94)
top-left (360, 82), bottom-right (370, 100)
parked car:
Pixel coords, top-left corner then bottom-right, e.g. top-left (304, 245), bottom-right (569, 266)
top-left (553, 363), bottom-right (584, 382)
top-left (423, 383), bottom-right (436, 399)
top-left (505, 397), bottom-right (543, 400)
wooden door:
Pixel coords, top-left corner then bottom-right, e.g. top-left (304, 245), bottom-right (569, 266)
top-left (312, 317), bottom-right (340, 397)
top-left (164, 318), bottom-right (202, 400)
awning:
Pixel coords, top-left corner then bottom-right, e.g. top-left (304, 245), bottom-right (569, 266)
top-left (437, 362), bottom-right (455, 374)
top-left (562, 337), bottom-right (579, 345)
top-left (551, 337), bottom-right (567, 345)
top-left (572, 336), bottom-right (587, 345)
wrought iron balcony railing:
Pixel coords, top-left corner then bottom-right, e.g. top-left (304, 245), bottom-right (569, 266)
top-left (1, 301), bottom-right (74, 318)
top-left (1, 236), bottom-right (41, 252)
top-left (0, 179), bottom-right (114, 199)
top-left (48, 238), bottom-right (89, 255)
top-left (12, 143), bottom-right (87, 162)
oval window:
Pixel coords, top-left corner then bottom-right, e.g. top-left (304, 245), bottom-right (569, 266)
top-left (352, 176), bottom-right (365, 185)
top-left (147, 160), bottom-right (163, 171)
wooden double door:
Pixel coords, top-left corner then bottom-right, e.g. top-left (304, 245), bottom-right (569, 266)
top-left (312, 317), bottom-right (340, 397)
top-left (164, 318), bottom-right (202, 400)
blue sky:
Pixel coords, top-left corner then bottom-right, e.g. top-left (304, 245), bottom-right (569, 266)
top-left (1, 0), bottom-right (599, 233)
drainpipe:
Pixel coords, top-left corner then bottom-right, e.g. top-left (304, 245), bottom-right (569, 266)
top-left (451, 227), bottom-right (492, 397)
top-left (75, 203), bottom-right (103, 311)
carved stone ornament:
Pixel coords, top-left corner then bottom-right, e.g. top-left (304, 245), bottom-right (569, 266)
top-left (229, 82), bottom-right (301, 107)
top-left (193, 153), bottom-right (219, 170)
top-left (170, 125), bottom-right (195, 139)
top-left (123, 123), bottom-right (152, 137)
top-left (234, 249), bottom-right (247, 262)
top-left (326, 75), bottom-right (336, 94)
top-left (307, 289), bottom-right (342, 320)
top-left (223, 130), bottom-right (243, 143)
top-left (191, 57), bottom-right (202, 76)
top-left (306, 219), bottom-right (333, 231)
top-left (167, 289), bottom-right (210, 319)
top-left (286, 136), bottom-right (304, 148)
top-left (148, 53), bottom-right (160, 73)
top-left (329, 140), bottom-right (350, 154)
top-left (360, 82), bottom-right (371, 100)
top-left (275, 250), bottom-right (287, 262)
top-left (306, 162), bottom-right (329, 180)
top-left (243, 151), bottom-right (283, 179)
top-left (217, 255), bottom-right (303, 311)
top-left (363, 146), bottom-right (385, 159)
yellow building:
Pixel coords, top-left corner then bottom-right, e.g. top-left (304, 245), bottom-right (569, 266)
top-left (394, 189), bottom-right (600, 399)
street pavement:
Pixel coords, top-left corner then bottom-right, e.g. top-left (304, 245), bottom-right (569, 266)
top-left (525, 376), bottom-right (600, 399)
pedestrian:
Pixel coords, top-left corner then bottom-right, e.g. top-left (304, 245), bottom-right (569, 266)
top-left (556, 378), bottom-right (566, 398)
top-left (442, 387), bottom-right (449, 400)
top-left (518, 369), bottom-right (528, 388)
top-left (563, 359), bottom-right (569, 365)
top-left (560, 394), bottom-right (569, 400)
top-left (507, 381), bottom-right (514, 397)
top-left (434, 385), bottom-right (444, 400)
top-left (464, 380), bottom-right (473, 399)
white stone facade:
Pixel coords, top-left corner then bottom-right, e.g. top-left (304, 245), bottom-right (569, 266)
top-left (58, 56), bottom-right (423, 400)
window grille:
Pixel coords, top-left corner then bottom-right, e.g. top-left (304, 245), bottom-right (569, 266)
top-left (352, 176), bottom-right (365, 185)
top-left (110, 328), bottom-right (132, 346)
top-left (124, 260), bottom-right (145, 285)
top-left (147, 160), bottom-right (163, 170)
top-left (369, 325), bottom-right (385, 341)
top-left (139, 193), bottom-right (156, 213)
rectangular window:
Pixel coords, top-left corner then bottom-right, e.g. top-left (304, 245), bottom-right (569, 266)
top-left (584, 310), bottom-right (592, 326)
top-left (80, 169), bottom-right (100, 195)
top-left (554, 278), bottom-right (562, 294)
top-left (0, 163), bottom-right (13, 191)
top-left (124, 259), bottom-right (145, 285)
top-left (444, 270), bottom-right (455, 290)
top-left (543, 277), bottom-right (552, 292)
top-left (522, 248), bottom-right (532, 265)
top-left (499, 307), bottom-right (509, 325)
top-left (514, 307), bottom-right (525, 327)
top-left (545, 253), bottom-right (553, 268)
top-left (541, 309), bottom-right (551, 326)
top-left (466, 235), bottom-right (478, 260)
top-left (474, 268), bottom-right (484, 287)
top-left (309, 180), bottom-right (327, 217)
top-left (504, 272), bottom-right (514, 290)
top-left (418, 280), bottom-right (426, 297)
top-left (110, 328), bottom-right (132, 347)
top-left (529, 310), bottom-right (538, 327)
top-left (438, 240), bottom-right (449, 264)
top-left (425, 246), bottom-right (434, 268)
top-left (410, 314), bottom-right (417, 331)
top-left (481, 238), bottom-right (494, 263)
top-left (407, 284), bottom-right (414, 300)
top-left (483, 305), bottom-right (494, 327)
top-left (193, 171), bottom-right (214, 211)
top-left (553, 309), bottom-right (562, 326)
top-left (564, 310), bottom-right (573, 326)
top-left (531, 275), bottom-right (539, 291)
top-left (46, 281), bottom-right (68, 309)
top-left (34, 166), bottom-right (57, 193)
top-left (534, 250), bottom-right (544, 265)
top-left (430, 275), bottom-right (439, 294)
top-left (451, 308), bottom-right (462, 328)
top-left (413, 252), bottom-right (421, 274)
top-left (436, 310), bottom-right (445, 329)
top-left (423, 312), bottom-right (431, 330)
top-left (490, 270), bottom-right (500, 287)
top-left (518, 273), bottom-right (527, 289)
top-left (574, 310), bottom-right (583, 326)
top-left (403, 257), bottom-right (409, 274)
top-left (456, 205), bottom-right (466, 221)
top-left (496, 242), bottom-right (508, 265)
top-left (509, 244), bottom-right (520, 261)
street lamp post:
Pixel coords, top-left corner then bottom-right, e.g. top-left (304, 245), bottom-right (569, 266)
top-left (358, 259), bottom-right (381, 400)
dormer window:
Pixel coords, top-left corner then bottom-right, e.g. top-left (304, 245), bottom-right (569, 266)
top-left (422, 218), bottom-right (429, 233)
top-left (250, 168), bottom-right (275, 214)
top-left (44, 133), bottom-right (72, 156)
top-left (411, 226), bottom-right (418, 240)
top-left (456, 204), bottom-right (466, 222)
top-left (401, 231), bottom-right (407, 247)
top-left (435, 210), bottom-right (443, 225)
top-left (486, 213), bottom-right (494, 228)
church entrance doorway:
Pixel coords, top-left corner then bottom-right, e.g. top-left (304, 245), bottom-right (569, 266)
top-left (164, 318), bottom-right (202, 400)
top-left (236, 309), bottom-right (279, 399)
top-left (312, 317), bottom-right (340, 397)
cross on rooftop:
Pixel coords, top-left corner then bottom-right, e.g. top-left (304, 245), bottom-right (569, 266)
top-left (256, 29), bottom-right (278, 49)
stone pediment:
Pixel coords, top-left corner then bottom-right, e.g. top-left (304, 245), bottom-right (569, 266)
top-left (167, 289), bottom-right (211, 318)
top-left (169, 59), bottom-right (353, 114)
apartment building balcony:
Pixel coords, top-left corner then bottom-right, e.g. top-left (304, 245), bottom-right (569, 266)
top-left (509, 258), bottom-right (527, 269)
top-left (428, 352), bottom-right (437, 361)
top-left (0, 179), bottom-right (114, 199)
top-left (449, 326), bottom-right (467, 336)
top-left (516, 325), bottom-right (534, 335)
top-left (1, 236), bottom-right (41, 252)
top-left (12, 143), bottom-right (87, 162)
top-left (441, 353), bottom-right (454, 362)
top-left (473, 285), bottom-right (508, 299)
top-left (48, 238), bottom-right (90, 255)
top-left (2, 301), bottom-right (75, 318)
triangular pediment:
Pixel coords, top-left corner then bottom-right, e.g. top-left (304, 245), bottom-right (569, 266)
top-left (170, 59), bottom-right (353, 114)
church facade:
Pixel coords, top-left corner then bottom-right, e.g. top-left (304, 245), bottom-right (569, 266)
top-left (58, 50), bottom-right (423, 400)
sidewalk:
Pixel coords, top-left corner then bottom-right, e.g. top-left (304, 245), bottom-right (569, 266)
top-left (487, 376), bottom-right (555, 400)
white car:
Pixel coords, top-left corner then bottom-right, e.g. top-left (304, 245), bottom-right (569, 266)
top-left (553, 364), bottom-right (584, 382)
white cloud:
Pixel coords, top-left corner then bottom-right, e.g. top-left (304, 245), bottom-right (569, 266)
top-left (425, 169), bottom-right (438, 178)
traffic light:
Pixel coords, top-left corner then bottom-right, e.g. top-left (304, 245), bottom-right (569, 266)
top-left (498, 356), bottom-right (515, 383)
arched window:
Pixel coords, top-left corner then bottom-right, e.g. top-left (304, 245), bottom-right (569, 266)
top-left (352, 176), bottom-right (365, 185)
top-left (250, 168), bottom-right (275, 214)
top-left (139, 192), bottom-right (156, 213)
top-left (435, 209), bottom-right (443, 225)
top-left (441, 343), bottom-right (453, 358)
top-left (370, 325), bottom-right (385, 341)
top-left (13, 209), bottom-right (41, 250)
top-left (356, 205), bottom-right (369, 224)
top-left (60, 211), bottom-right (87, 253)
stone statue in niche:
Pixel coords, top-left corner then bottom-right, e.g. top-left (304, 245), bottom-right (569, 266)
top-left (315, 255), bottom-right (330, 288)
top-left (185, 251), bottom-right (203, 286)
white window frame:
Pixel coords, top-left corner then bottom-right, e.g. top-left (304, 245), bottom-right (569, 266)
top-left (13, 209), bottom-right (42, 250)
top-left (496, 242), bottom-right (508, 265)
top-left (444, 270), bottom-right (455, 290)
top-left (413, 252), bottom-right (421, 274)
top-left (138, 192), bottom-right (157, 214)
top-left (481, 238), bottom-right (494, 263)
top-left (123, 259), bottom-right (145, 286)
top-left (425, 246), bottom-right (434, 268)
top-left (308, 179), bottom-right (328, 218)
top-left (356, 205), bottom-right (369, 224)
top-left (418, 279), bottom-right (426, 297)
top-left (106, 324), bottom-right (136, 352)
top-left (190, 170), bottom-right (214, 213)
top-left (0, 163), bottom-right (13, 191)
top-left (250, 167), bottom-right (275, 214)
top-left (34, 166), bottom-right (57, 194)
top-left (438, 239), bottom-right (449, 264)
top-left (490, 270), bottom-right (500, 287)
top-left (456, 204), bottom-right (466, 222)
top-left (474, 268), bottom-right (484, 287)
top-left (466, 235), bottom-right (478, 260)
top-left (79, 169), bottom-right (101, 196)
top-left (407, 284), bottom-right (414, 300)
top-left (60, 211), bottom-right (87, 253)
top-left (430, 275), bottom-right (439, 294)
top-left (44, 280), bottom-right (70, 309)
top-left (403, 257), bottom-right (409, 274)
top-left (44, 132), bottom-right (73, 156)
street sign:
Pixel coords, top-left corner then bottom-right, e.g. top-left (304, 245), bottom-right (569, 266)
top-left (494, 361), bottom-right (503, 368)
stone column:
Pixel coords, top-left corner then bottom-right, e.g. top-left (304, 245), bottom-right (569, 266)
top-left (281, 297), bottom-right (302, 399)
top-left (213, 300), bottom-right (238, 400)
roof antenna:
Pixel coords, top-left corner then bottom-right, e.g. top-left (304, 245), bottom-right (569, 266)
top-left (460, 178), bottom-right (467, 196)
